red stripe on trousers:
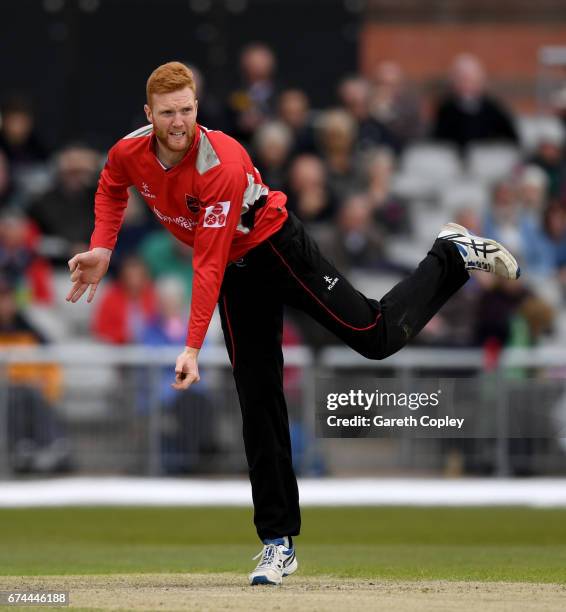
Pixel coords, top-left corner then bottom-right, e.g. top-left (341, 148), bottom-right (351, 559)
top-left (267, 241), bottom-right (382, 332)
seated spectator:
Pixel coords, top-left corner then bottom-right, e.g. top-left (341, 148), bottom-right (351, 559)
top-left (253, 120), bottom-right (294, 192)
top-left (315, 193), bottom-right (385, 272)
top-left (431, 54), bottom-right (519, 152)
top-left (315, 109), bottom-right (364, 201)
top-left (140, 276), bottom-right (213, 473)
top-left (483, 179), bottom-right (554, 277)
top-left (0, 211), bottom-right (53, 305)
top-left (370, 61), bottom-right (424, 149)
top-left (185, 63), bottom-right (225, 131)
top-left (92, 255), bottom-right (157, 344)
top-left (28, 143), bottom-right (101, 265)
top-left (139, 230), bottom-right (193, 299)
top-left (112, 187), bottom-right (160, 265)
top-left (527, 127), bottom-right (565, 200)
top-left (0, 278), bottom-right (69, 472)
top-left (338, 75), bottom-right (399, 154)
top-left (363, 148), bottom-right (410, 235)
top-left (226, 43), bottom-right (278, 147)
top-left (0, 94), bottom-right (48, 167)
top-left (517, 165), bottom-right (549, 224)
top-left (0, 150), bottom-right (17, 210)
top-left (285, 154), bottom-right (337, 224)
top-left (277, 89), bottom-right (317, 155)
top-left (473, 277), bottom-right (549, 349)
top-left (543, 203), bottom-right (566, 284)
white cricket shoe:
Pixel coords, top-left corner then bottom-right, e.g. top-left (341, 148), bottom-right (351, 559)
top-left (438, 222), bottom-right (520, 280)
top-left (249, 537), bottom-right (298, 586)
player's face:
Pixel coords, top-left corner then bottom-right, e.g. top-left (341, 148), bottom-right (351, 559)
top-left (145, 87), bottom-right (198, 156)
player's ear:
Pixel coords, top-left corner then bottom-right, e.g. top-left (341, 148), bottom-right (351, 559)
top-left (194, 99), bottom-right (198, 119)
top-left (144, 103), bottom-right (153, 124)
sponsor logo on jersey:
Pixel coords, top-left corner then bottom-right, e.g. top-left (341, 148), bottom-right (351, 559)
top-left (203, 201), bottom-right (230, 228)
top-left (153, 206), bottom-right (197, 231)
top-left (185, 194), bottom-right (202, 214)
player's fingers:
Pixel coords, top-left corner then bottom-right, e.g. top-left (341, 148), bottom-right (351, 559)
top-left (87, 282), bottom-right (99, 303)
top-left (69, 283), bottom-right (89, 303)
top-left (171, 371), bottom-right (199, 391)
top-left (65, 281), bottom-right (81, 302)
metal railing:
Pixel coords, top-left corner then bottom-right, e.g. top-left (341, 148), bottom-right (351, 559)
top-left (0, 344), bottom-right (564, 478)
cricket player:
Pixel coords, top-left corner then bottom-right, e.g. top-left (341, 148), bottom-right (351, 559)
top-left (66, 62), bottom-right (520, 586)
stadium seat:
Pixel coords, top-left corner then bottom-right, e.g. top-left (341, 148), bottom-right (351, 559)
top-left (440, 180), bottom-right (490, 215)
top-left (408, 202), bottom-right (451, 246)
top-left (399, 144), bottom-right (462, 198)
top-left (517, 115), bottom-right (565, 152)
top-left (348, 270), bottom-right (403, 301)
top-left (467, 144), bottom-right (520, 184)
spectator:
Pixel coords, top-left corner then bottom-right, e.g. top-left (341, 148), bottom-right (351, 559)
top-left (0, 279), bottom-right (69, 472)
top-left (0, 150), bottom-right (16, 210)
top-left (277, 89), bottom-right (316, 155)
top-left (28, 144), bottom-right (101, 265)
top-left (226, 43), bottom-right (278, 146)
top-left (316, 192), bottom-right (384, 272)
top-left (186, 63), bottom-right (225, 131)
top-left (370, 61), bottom-right (424, 149)
top-left (253, 120), bottom-right (294, 192)
top-left (338, 75), bottom-right (399, 154)
top-left (112, 187), bottom-right (160, 265)
top-left (431, 54), bottom-right (519, 151)
top-left (140, 276), bottom-right (213, 473)
top-left (517, 165), bottom-right (549, 224)
top-left (316, 109), bottom-right (364, 202)
top-left (527, 127), bottom-right (565, 200)
top-left (285, 154), bottom-right (336, 224)
top-left (363, 148), bottom-right (410, 235)
top-left (543, 203), bottom-right (566, 284)
top-left (0, 94), bottom-right (48, 167)
top-left (92, 255), bottom-right (157, 344)
top-left (483, 179), bottom-right (554, 277)
top-left (139, 230), bottom-right (193, 299)
top-left (0, 211), bottom-right (53, 305)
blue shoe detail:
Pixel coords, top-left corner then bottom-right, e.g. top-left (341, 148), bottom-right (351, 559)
top-left (516, 267), bottom-right (521, 279)
top-left (251, 575), bottom-right (278, 586)
top-left (456, 243), bottom-right (467, 258)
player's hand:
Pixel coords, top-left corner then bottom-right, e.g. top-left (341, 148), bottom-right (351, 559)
top-left (66, 247), bottom-right (112, 304)
top-left (172, 346), bottom-right (201, 391)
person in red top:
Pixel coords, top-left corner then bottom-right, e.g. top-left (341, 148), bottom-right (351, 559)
top-left (66, 62), bottom-right (520, 586)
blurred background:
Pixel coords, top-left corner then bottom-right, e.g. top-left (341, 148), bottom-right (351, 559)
top-left (2, 0), bottom-right (566, 487)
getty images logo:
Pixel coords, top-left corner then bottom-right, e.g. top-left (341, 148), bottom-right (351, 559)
top-left (324, 275), bottom-right (339, 291)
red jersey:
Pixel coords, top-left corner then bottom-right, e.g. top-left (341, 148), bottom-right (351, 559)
top-left (91, 123), bottom-right (288, 348)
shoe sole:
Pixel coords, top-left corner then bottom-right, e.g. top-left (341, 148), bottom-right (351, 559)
top-left (441, 222), bottom-right (521, 280)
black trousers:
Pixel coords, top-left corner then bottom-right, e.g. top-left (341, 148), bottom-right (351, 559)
top-left (218, 213), bottom-right (469, 540)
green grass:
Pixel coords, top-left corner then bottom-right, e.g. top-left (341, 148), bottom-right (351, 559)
top-left (0, 507), bottom-right (565, 582)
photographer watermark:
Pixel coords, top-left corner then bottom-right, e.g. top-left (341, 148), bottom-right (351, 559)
top-left (315, 377), bottom-right (566, 439)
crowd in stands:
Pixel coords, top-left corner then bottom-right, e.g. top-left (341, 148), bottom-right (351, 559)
top-left (1, 45), bottom-right (566, 361)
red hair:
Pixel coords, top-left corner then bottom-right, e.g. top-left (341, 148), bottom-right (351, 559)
top-left (146, 62), bottom-right (196, 105)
